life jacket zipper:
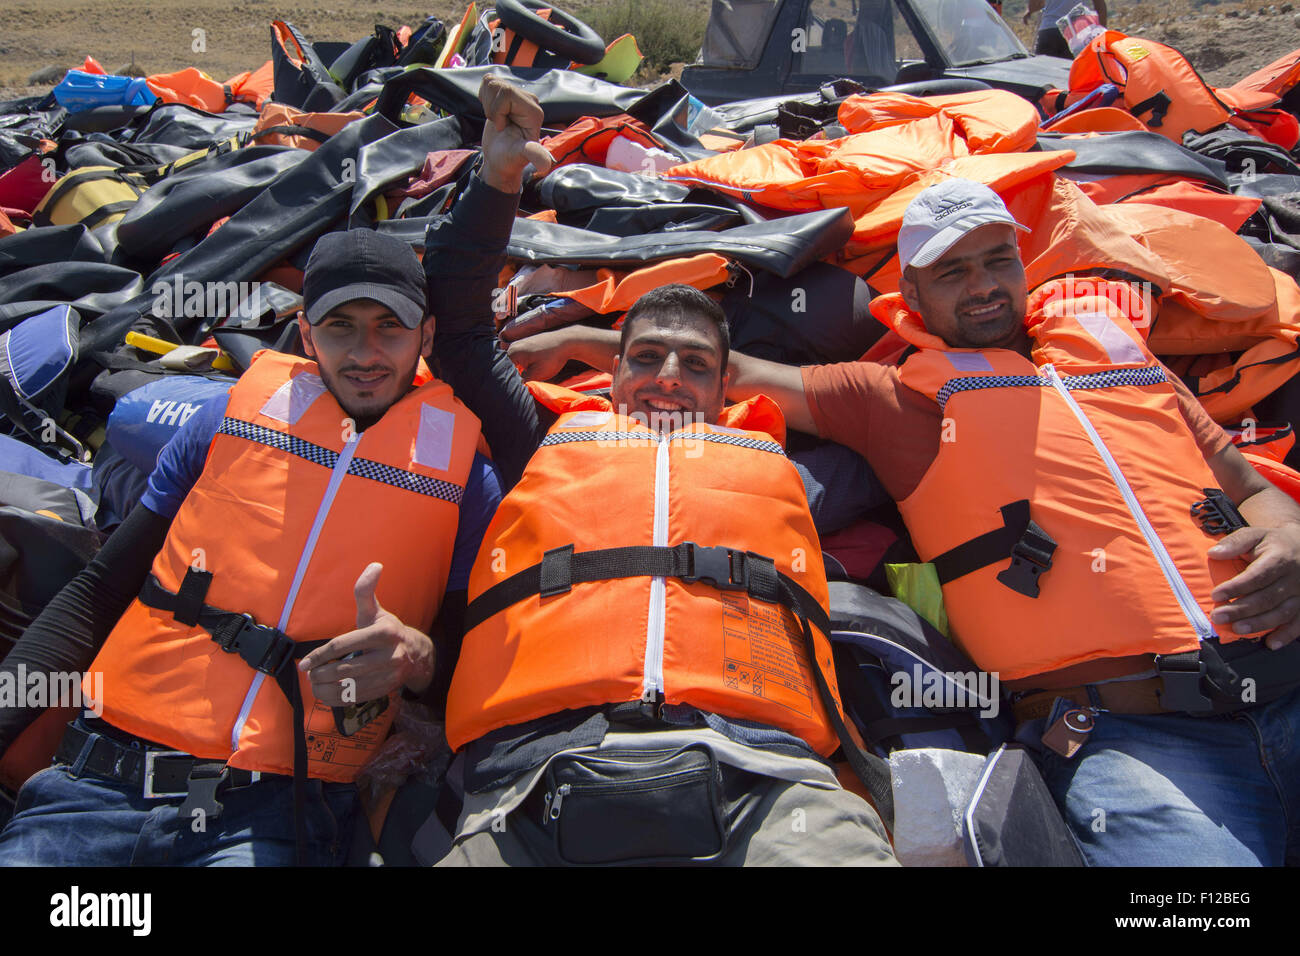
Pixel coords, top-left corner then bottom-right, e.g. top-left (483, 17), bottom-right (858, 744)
top-left (1041, 364), bottom-right (1214, 641)
top-left (642, 432), bottom-right (669, 701)
top-left (229, 430), bottom-right (363, 750)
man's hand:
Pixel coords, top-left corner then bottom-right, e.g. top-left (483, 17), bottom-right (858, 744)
top-left (298, 563), bottom-right (435, 704)
top-left (479, 75), bottom-right (553, 194)
top-left (1209, 525), bottom-right (1300, 649)
top-left (506, 325), bottom-right (619, 381)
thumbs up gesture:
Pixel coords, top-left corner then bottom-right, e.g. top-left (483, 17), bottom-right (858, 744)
top-left (298, 562), bottom-right (435, 706)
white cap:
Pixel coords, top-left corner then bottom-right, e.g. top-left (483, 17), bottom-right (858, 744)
top-left (897, 179), bottom-right (1029, 272)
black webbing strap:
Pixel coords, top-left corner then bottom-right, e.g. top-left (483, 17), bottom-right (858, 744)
top-left (138, 570), bottom-right (326, 864)
top-left (1155, 640), bottom-right (1248, 714)
top-left (464, 542), bottom-right (830, 637)
top-left (33, 168), bottom-right (144, 227)
top-left (779, 577), bottom-right (895, 829)
top-left (80, 200), bottom-right (137, 230)
top-left (1130, 90), bottom-right (1172, 128)
top-left (247, 124), bottom-right (332, 143)
top-left (1194, 350), bottom-right (1300, 397)
top-left (505, 31), bottom-right (527, 66)
top-left (929, 500), bottom-right (1057, 598)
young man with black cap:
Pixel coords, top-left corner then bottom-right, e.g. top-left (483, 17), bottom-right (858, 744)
top-left (0, 229), bottom-right (501, 866)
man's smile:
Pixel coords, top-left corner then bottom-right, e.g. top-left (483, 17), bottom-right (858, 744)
top-left (341, 367), bottom-right (393, 389)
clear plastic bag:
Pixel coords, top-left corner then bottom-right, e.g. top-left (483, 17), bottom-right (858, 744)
top-left (354, 701), bottom-right (452, 804)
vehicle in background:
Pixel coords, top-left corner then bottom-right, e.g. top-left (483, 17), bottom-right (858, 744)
top-left (682, 0), bottom-right (1072, 105)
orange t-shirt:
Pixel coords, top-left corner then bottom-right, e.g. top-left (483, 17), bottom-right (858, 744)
top-left (801, 359), bottom-right (1232, 501)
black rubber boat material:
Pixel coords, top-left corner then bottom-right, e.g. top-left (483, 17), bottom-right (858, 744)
top-left (372, 65), bottom-right (641, 127)
top-left (1037, 129), bottom-right (1229, 186)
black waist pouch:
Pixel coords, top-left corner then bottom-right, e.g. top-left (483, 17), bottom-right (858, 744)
top-left (540, 746), bottom-right (726, 865)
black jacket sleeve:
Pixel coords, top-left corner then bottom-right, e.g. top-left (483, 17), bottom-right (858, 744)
top-left (0, 503), bottom-right (170, 754)
top-left (425, 173), bottom-right (553, 489)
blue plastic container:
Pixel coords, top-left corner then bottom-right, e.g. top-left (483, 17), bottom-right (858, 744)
top-left (52, 70), bottom-right (158, 112)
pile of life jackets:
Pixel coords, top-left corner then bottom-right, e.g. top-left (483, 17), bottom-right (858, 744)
top-left (4, 7), bottom-right (1300, 858)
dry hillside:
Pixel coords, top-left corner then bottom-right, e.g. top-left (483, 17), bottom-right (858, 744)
top-left (0, 0), bottom-right (1297, 103)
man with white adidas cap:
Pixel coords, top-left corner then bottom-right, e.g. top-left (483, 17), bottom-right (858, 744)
top-left (519, 177), bottom-right (1300, 866)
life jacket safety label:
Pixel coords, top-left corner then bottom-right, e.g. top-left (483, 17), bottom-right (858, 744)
top-left (721, 592), bottom-right (815, 719)
top-left (306, 709), bottom-right (389, 771)
top-left (1122, 44), bottom-right (1150, 61)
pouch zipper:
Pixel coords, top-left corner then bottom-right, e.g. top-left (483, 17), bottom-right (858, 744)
top-left (229, 430), bottom-right (363, 749)
top-left (642, 432), bottom-right (669, 701)
top-left (543, 767), bottom-right (713, 823)
top-left (1041, 364), bottom-right (1214, 641)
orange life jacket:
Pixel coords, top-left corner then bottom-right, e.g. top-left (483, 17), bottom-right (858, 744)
top-left (1231, 47), bottom-right (1300, 101)
top-left (664, 89), bottom-right (1054, 234)
top-left (1040, 106), bottom-right (1149, 134)
top-left (1066, 31), bottom-right (1234, 141)
top-left (877, 279), bottom-right (1246, 680)
top-left (1071, 174), bottom-right (1261, 233)
top-left (1123, 200), bottom-right (1300, 425)
top-left (540, 114), bottom-right (662, 170)
top-left (1159, 266), bottom-right (1300, 424)
top-left (445, 382), bottom-right (841, 754)
top-left (88, 350), bottom-right (481, 781)
top-left (145, 63), bottom-right (273, 113)
top-left (247, 103), bottom-right (364, 151)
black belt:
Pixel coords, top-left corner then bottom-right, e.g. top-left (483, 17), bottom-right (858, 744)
top-left (56, 721), bottom-right (285, 803)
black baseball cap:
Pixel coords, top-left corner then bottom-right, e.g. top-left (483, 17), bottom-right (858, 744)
top-left (302, 230), bottom-right (427, 329)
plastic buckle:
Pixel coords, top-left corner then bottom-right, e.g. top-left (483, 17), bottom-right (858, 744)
top-left (1191, 489), bottom-right (1246, 537)
top-left (211, 612), bottom-right (255, 653)
top-left (177, 762), bottom-right (231, 822)
top-left (233, 619), bottom-right (296, 676)
top-left (142, 750), bottom-right (195, 799)
top-left (684, 544), bottom-right (746, 591)
top-left (1155, 655), bottom-right (1215, 713)
top-left (996, 541), bottom-right (1051, 598)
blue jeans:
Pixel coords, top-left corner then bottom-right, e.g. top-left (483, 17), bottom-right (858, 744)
top-left (0, 759), bottom-right (357, 867)
top-left (1016, 684), bottom-right (1300, 866)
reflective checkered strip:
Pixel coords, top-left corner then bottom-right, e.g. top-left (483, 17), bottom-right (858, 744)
top-left (218, 418), bottom-right (463, 502)
top-left (540, 431), bottom-right (656, 447)
top-left (1060, 367), bottom-right (1167, 391)
top-left (218, 418), bottom-right (337, 467)
top-left (670, 432), bottom-right (785, 456)
top-left (540, 429), bottom-right (785, 456)
top-left (936, 365), bottom-right (1167, 413)
top-left (346, 456), bottom-right (463, 504)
